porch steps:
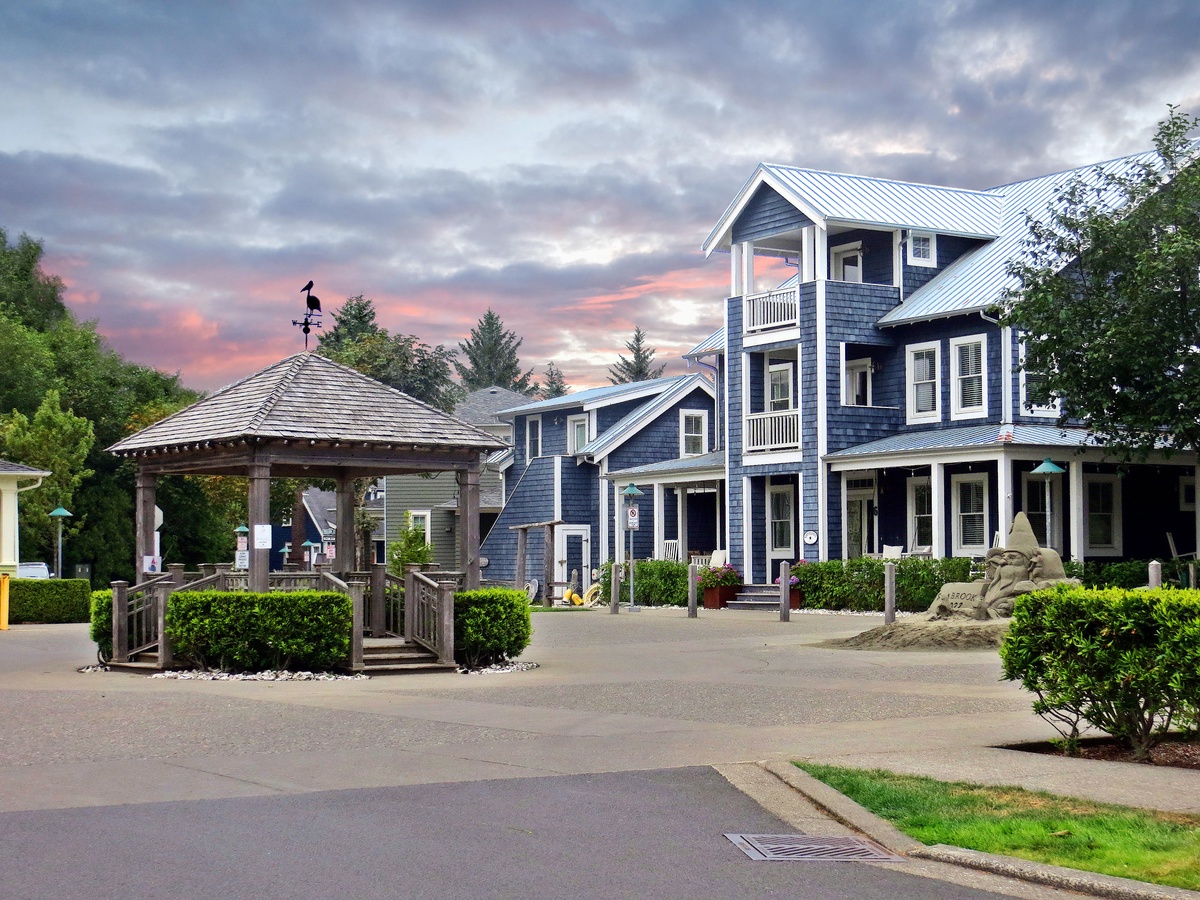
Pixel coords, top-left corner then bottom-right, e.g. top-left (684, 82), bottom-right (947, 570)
top-left (727, 584), bottom-right (783, 611)
top-left (359, 638), bottom-right (458, 675)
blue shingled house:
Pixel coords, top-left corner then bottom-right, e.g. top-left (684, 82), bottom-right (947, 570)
top-left (480, 374), bottom-right (719, 591)
top-left (693, 152), bottom-right (1199, 584)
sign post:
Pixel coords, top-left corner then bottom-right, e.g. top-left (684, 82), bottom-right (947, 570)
top-left (621, 484), bottom-right (643, 610)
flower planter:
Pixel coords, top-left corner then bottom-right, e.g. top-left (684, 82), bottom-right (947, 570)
top-left (703, 585), bottom-right (740, 609)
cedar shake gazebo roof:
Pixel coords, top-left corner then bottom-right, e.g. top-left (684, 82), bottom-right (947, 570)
top-left (108, 352), bottom-right (505, 589)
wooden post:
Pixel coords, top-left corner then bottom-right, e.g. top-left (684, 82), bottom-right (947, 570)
top-left (167, 563), bottom-right (185, 589)
top-left (884, 561), bottom-right (896, 625)
top-left (248, 460), bottom-right (271, 592)
top-left (542, 523), bottom-right (554, 608)
top-left (215, 562), bottom-right (231, 591)
top-left (348, 580), bottom-right (365, 671)
top-left (459, 464), bottom-right (481, 590)
top-left (370, 563), bottom-right (387, 637)
top-left (157, 584), bottom-right (173, 669)
top-left (687, 563), bottom-right (698, 618)
top-left (437, 582), bottom-right (455, 667)
top-left (111, 580), bottom-right (129, 663)
top-left (335, 473), bottom-right (356, 579)
top-left (134, 468), bottom-right (156, 580)
top-left (610, 563), bottom-right (621, 614)
top-left (514, 527), bottom-right (528, 590)
top-left (404, 566), bottom-right (417, 640)
top-left (778, 560), bottom-right (790, 622)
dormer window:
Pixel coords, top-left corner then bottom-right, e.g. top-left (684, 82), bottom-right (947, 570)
top-left (908, 232), bottom-right (937, 268)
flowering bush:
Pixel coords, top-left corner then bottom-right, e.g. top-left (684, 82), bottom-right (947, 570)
top-left (774, 574), bottom-right (800, 586)
top-left (696, 563), bottom-right (741, 589)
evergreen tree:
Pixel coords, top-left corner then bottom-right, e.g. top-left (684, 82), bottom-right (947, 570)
top-left (539, 361), bottom-right (569, 399)
top-left (607, 326), bottom-right (666, 384)
top-left (455, 308), bottom-right (536, 394)
top-left (316, 294), bottom-right (379, 353)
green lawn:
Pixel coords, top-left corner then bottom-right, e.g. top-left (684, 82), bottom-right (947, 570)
top-left (796, 762), bottom-right (1200, 891)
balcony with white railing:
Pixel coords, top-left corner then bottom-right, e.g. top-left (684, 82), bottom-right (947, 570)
top-left (744, 287), bottom-right (799, 333)
top-left (745, 409), bottom-right (802, 453)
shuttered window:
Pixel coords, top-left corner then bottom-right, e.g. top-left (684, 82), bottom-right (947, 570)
top-left (950, 334), bottom-right (987, 420)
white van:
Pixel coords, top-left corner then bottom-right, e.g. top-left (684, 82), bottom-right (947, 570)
top-left (17, 562), bottom-right (50, 579)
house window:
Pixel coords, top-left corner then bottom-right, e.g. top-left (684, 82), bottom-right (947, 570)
top-left (844, 358), bottom-right (872, 407)
top-left (907, 231), bottom-right (937, 268)
top-left (1021, 471), bottom-right (1062, 550)
top-left (567, 414), bottom-right (589, 454)
top-left (1084, 474), bottom-right (1122, 556)
top-left (951, 473), bottom-right (988, 557)
top-left (526, 416), bottom-right (541, 461)
top-left (831, 242), bottom-right (863, 283)
top-left (680, 410), bottom-right (708, 457)
top-left (1019, 340), bottom-right (1059, 417)
top-left (769, 362), bottom-right (793, 412)
top-left (907, 477), bottom-right (933, 550)
top-left (408, 510), bottom-right (432, 546)
top-left (768, 486), bottom-right (794, 554)
top-left (1181, 476), bottom-right (1196, 512)
top-left (950, 334), bottom-right (987, 420)
top-left (906, 341), bottom-right (940, 423)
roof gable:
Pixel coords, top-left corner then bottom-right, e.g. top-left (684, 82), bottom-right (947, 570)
top-left (578, 375), bottom-right (715, 462)
top-left (498, 375), bottom-right (700, 418)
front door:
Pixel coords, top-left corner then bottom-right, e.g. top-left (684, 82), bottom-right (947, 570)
top-left (845, 490), bottom-right (876, 558)
top-left (767, 485), bottom-right (795, 577)
top-left (555, 525), bottom-right (592, 592)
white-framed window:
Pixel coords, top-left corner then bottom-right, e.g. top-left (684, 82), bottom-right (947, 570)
top-left (680, 409), bottom-right (708, 457)
top-left (567, 414), bottom-right (589, 454)
top-left (906, 341), bottom-right (940, 424)
top-left (1181, 475), bottom-right (1196, 512)
top-left (525, 416), bottom-right (541, 462)
top-left (831, 241), bottom-right (863, 283)
top-left (1019, 340), bottom-right (1060, 417)
top-left (949, 334), bottom-right (987, 420)
top-left (1021, 471), bottom-right (1062, 551)
top-left (843, 358), bottom-right (873, 407)
top-left (408, 509), bottom-right (432, 546)
top-left (768, 485), bottom-right (795, 555)
top-left (768, 362), bottom-right (793, 412)
top-left (907, 231), bottom-right (937, 268)
top-left (951, 473), bottom-right (989, 557)
top-left (907, 476), bottom-right (933, 550)
top-left (1084, 474), bottom-right (1122, 556)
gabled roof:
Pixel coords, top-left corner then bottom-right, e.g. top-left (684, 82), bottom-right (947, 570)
top-left (109, 352), bottom-right (505, 454)
top-left (606, 451), bottom-right (725, 480)
top-left (684, 327), bottom-right (725, 360)
top-left (454, 386), bottom-right (531, 426)
top-left (879, 149), bottom-right (1165, 326)
top-left (577, 374), bottom-right (714, 462)
top-left (498, 375), bottom-right (700, 417)
top-left (704, 164), bottom-right (1002, 255)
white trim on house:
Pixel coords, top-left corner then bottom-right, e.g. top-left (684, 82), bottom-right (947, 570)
top-left (831, 240), bottom-right (863, 283)
top-left (949, 333), bottom-right (988, 421)
top-left (1083, 473), bottom-right (1123, 557)
top-left (951, 472), bottom-right (989, 557)
top-left (907, 476), bottom-right (933, 551)
top-left (567, 414), bottom-right (589, 455)
top-left (843, 356), bottom-right (873, 407)
top-left (816, 277), bottom-right (829, 560)
top-left (1019, 340), bottom-right (1060, 418)
top-left (907, 231), bottom-right (937, 268)
top-left (767, 483), bottom-right (796, 571)
top-left (553, 455), bottom-right (562, 521)
top-left (680, 408), bottom-right (709, 457)
top-left (409, 509), bottom-right (432, 546)
top-left (906, 340), bottom-right (941, 424)
top-left (526, 415), bottom-right (542, 463)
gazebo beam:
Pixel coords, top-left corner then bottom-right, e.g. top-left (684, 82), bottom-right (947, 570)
top-left (459, 459), bottom-right (481, 589)
top-left (335, 473), bottom-right (356, 575)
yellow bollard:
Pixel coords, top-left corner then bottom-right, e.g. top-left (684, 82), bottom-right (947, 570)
top-left (0, 573), bottom-right (8, 630)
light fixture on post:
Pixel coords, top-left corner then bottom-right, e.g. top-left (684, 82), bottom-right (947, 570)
top-left (302, 539), bottom-right (318, 568)
top-left (48, 507), bottom-right (72, 579)
top-left (1031, 458), bottom-right (1065, 549)
top-left (621, 483), bottom-right (644, 609)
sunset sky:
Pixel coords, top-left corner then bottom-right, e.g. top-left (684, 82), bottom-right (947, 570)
top-left (2, 1), bottom-right (1198, 393)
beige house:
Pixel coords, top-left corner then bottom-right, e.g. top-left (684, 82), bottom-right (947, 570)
top-left (0, 460), bottom-right (50, 577)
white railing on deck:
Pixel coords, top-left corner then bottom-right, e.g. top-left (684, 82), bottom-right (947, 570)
top-left (745, 410), bottom-right (802, 452)
top-left (744, 288), bottom-right (799, 332)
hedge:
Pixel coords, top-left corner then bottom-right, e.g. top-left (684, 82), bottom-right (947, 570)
top-left (600, 559), bottom-right (690, 606)
top-left (453, 588), bottom-right (532, 668)
top-left (90, 589), bottom-right (113, 661)
top-left (165, 590), bottom-right (352, 672)
top-left (1000, 586), bottom-right (1200, 759)
top-left (790, 557), bottom-right (974, 612)
top-left (6, 578), bottom-right (91, 624)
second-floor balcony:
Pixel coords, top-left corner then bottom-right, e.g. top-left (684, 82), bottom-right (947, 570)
top-left (744, 287), bottom-right (800, 332)
top-left (743, 281), bottom-right (901, 336)
top-left (745, 409), bottom-right (801, 453)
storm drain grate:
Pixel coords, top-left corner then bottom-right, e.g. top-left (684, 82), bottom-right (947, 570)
top-left (725, 834), bottom-right (905, 862)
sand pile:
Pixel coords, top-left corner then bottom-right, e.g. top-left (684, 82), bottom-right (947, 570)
top-left (826, 617), bottom-right (1009, 651)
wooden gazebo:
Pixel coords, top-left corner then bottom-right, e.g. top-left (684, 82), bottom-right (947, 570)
top-left (109, 352), bottom-right (507, 591)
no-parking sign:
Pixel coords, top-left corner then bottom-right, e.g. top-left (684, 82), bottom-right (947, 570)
top-left (625, 504), bottom-right (640, 531)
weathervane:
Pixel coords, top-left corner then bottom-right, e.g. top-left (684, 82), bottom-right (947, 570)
top-left (292, 279), bottom-right (323, 349)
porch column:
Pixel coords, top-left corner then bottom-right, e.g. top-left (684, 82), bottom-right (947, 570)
top-left (730, 243), bottom-right (742, 298)
top-left (248, 461), bottom-right (270, 592)
top-left (1069, 460), bottom-right (1086, 561)
top-left (459, 462), bottom-right (481, 589)
top-left (335, 473), bottom-right (355, 577)
top-left (677, 488), bottom-right (688, 559)
top-left (740, 241), bottom-right (754, 296)
top-left (931, 462), bottom-right (946, 559)
top-left (135, 468), bottom-right (157, 580)
top-left (653, 482), bottom-right (664, 560)
top-left (996, 453), bottom-right (1013, 544)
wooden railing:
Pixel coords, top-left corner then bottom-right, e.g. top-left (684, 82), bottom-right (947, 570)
top-left (744, 287), bottom-right (799, 332)
top-left (405, 568), bottom-right (454, 666)
top-left (745, 409), bottom-right (802, 452)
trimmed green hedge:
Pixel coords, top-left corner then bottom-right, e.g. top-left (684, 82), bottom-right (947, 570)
top-left (165, 590), bottom-right (352, 672)
top-left (1001, 586), bottom-right (1200, 759)
top-left (791, 557), bottom-right (974, 612)
top-left (90, 589), bottom-right (113, 661)
top-left (454, 588), bottom-right (532, 668)
top-left (601, 559), bottom-right (690, 606)
top-left (7, 578), bottom-right (91, 623)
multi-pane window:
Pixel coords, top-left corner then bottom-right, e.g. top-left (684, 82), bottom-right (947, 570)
top-left (681, 411), bottom-right (706, 456)
top-left (526, 417), bottom-right (541, 461)
top-left (908, 477), bottom-right (932, 548)
top-left (952, 474), bottom-right (988, 556)
top-left (769, 363), bottom-right (793, 412)
top-left (769, 487), bottom-right (793, 552)
top-left (568, 415), bottom-right (589, 454)
top-left (950, 335), bottom-right (986, 419)
top-left (907, 342), bottom-right (939, 422)
top-left (844, 359), bottom-right (872, 407)
top-left (908, 232), bottom-right (937, 268)
top-left (1084, 475), bottom-right (1122, 556)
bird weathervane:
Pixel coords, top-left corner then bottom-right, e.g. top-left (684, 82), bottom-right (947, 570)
top-left (292, 280), bottom-right (323, 349)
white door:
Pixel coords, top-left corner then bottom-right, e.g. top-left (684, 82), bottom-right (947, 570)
top-left (555, 525), bottom-right (592, 589)
top-left (767, 485), bottom-right (795, 576)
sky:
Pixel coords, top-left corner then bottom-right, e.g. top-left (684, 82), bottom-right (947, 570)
top-left (2, 1), bottom-right (1198, 394)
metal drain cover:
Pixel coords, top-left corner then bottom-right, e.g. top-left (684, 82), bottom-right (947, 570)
top-left (725, 834), bottom-right (904, 862)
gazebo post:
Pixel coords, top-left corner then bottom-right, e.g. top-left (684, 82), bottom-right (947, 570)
top-left (135, 468), bottom-right (156, 581)
top-left (248, 460), bottom-right (271, 592)
top-left (335, 473), bottom-right (356, 577)
top-left (459, 460), bottom-right (481, 590)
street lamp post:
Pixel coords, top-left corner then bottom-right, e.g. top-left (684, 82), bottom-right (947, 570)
top-left (48, 507), bottom-right (72, 579)
top-left (1031, 458), bottom-right (1065, 550)
top-left (621, 483), bottom-right (644, 609)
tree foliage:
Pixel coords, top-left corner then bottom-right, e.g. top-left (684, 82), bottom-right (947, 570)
top-left (539, 361), bottom-right (569, 398)
top-left (1003, 107), bottom-right (1200, 460)
top-left (607, 326), bottom-right (666, 384)
top-left (455, 308), bottom-right (536, 395)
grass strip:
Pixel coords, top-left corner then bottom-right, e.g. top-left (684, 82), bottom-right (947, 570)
top-left (796, 762), bottom-right (1200, 891)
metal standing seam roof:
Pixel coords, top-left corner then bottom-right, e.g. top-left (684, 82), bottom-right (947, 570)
top-left (577, 374), bottom-right (714, 462)
top-left (684, 327), bottom-right (726, 360)
top-left (497, 374), bottom-right (699, 417)
top-left (825, 423), bottom-right (1097, 459)
top-left (605, 450), bottom-right (725, 480)
top-left (108, 352), bottom-right (506, 454)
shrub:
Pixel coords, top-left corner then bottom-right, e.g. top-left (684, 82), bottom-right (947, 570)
top-left (387, 511), bottom-right (434, 576)
top-left (453, 588), bottom-right (532, 667)
top-left (789, 557), bottom-right (972, 612)
top-left (602, 559), bottom-right (691, 606)
top-left (166, 590), bottom-right (352, 672)
top-left (7, 578), bottom-right (91, 623)
top-left (90, 589), bottom-right (113, 662)
top-left (1000, 586), bottom-right (1200, 759)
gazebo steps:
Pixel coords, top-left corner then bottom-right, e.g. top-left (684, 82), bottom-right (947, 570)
top-left (359, 638), bottom-right (456, 674)
top-left (106, 659), bottom-right (164, 673)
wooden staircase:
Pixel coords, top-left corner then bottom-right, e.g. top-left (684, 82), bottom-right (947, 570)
top-left (360, 637), bottom-right (458, 674)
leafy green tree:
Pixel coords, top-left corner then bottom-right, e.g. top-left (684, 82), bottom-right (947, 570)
top-left (455, 308), bottom-right (535, 394)
top-left (0, 309), bottom-right (55, 417)
top-left (607, 326), bottom-right (666, 384)
top-left (386, 512), bottom-right (434, 576)
top-left (0, 389), bottom-right (94, 562)
top-left (0, 229), bottom-right (69, 331)
top-left (539, 361), bottom-right (569, 398)
top-left (316, 294), bottom-right (379, 354)
top-left (1004, 107), bottom-right (1200, 461)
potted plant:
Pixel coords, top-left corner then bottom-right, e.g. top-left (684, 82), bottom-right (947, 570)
top-left (697, 563), bottom-right (741, 609)
top-left (774, 570), bottom-right (803, 609)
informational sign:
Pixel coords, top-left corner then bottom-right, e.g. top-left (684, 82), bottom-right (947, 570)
top-left (253, 524), bottom-right (272, 549)
top-left (234, 550), bottom-right (250, 570)
top-left (236, 534), bottom-right (248, 552)
top-left (142, 556), bottom-right (162, 574)
top-left (625, 504), bottom-right (640, 531)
